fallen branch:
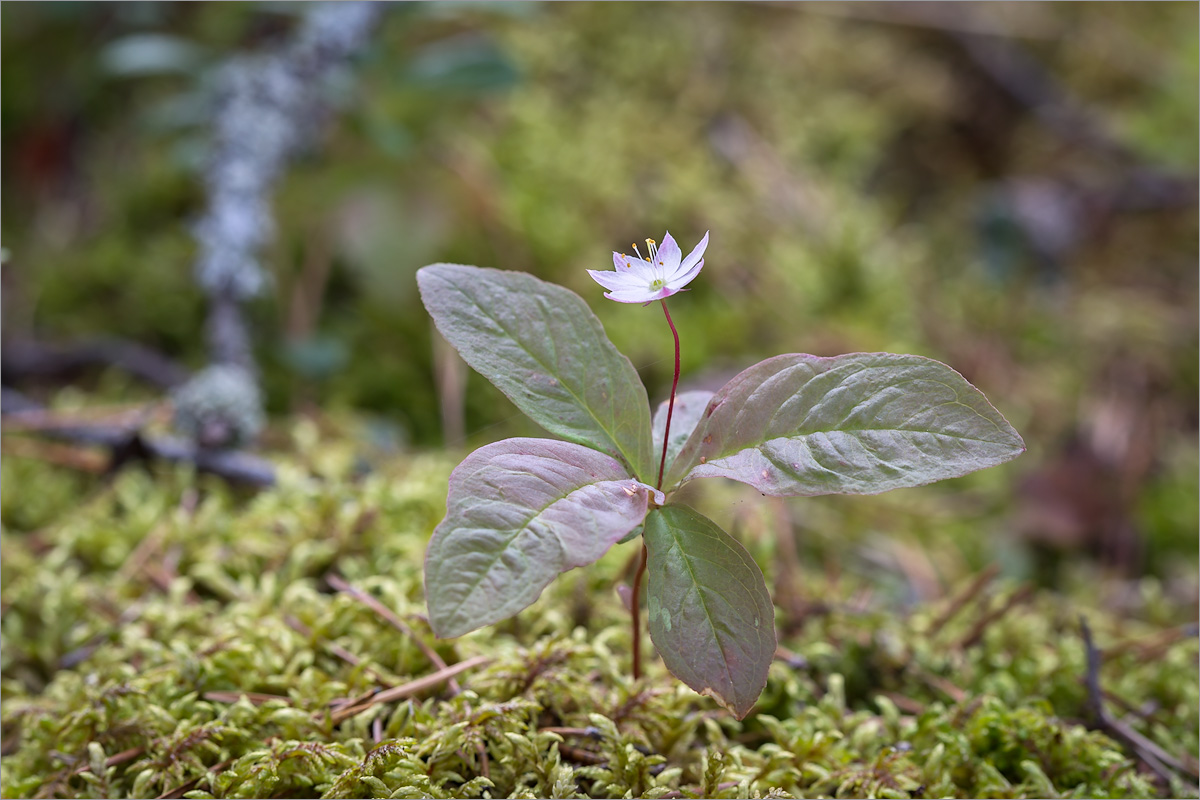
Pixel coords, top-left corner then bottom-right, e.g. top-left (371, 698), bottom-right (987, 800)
top-left (2, 388), bottom-right (275, 487)
top-left (2, 338), bottom-right (189, 389)
top-left (1081, 616), bottom-right (1200, 788)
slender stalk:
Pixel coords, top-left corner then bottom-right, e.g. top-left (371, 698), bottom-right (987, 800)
top-left (631, 542), bottom-right (648, 680)
top-left (656, 299), bottom-right (682, 492)
top-left (632, 299), bottom-right (682, 681)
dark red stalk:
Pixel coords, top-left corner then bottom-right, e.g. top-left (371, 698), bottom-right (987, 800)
top-left (656, 299), bottom-right (681, 492)
top-left (631, 298), bottom-right (682, 681)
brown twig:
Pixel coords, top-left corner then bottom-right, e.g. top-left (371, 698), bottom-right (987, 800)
top-left (918, 671), bottom-right (967, 704)
top-left (1104, 623), bottom-right (1200, 661)
top-left (283, 614), bottom-right (391, 685)
top-left (557, 744), bottom-right (607, 766)
top-left (882, 692), bottom-right (926, 715)
top-left (328, 655), bottom-right (490, 724)
top-left (202, 691), bottom-right (292, 706)
top-left (69, 746), bottom-right (145, 776)
top-left (1081, 616), bottom-right (1200, 787)
top-left (324, 573), bottom-right (458, 695)
top-left (956, 582), bottom-right (1034, 649)
top-left (928, 563), bottom-right (999, 638)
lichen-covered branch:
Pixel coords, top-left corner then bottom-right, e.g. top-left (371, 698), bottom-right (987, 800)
top-left (180, 2), bottom-right (383, 447)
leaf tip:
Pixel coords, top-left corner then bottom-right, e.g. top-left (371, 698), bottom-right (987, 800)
top-left (699, 687), bottom-right (754, 720)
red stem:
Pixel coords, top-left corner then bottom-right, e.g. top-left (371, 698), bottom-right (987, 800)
top-left (656, 299), bottom-right (681, 492)
top-left (632, 299), bottom-right (682, 681)
top-left (631, 542), bottom-right (648, 680)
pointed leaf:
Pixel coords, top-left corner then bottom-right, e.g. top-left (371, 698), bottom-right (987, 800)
top-left (652, 390), bottom-right (714, 489)
top-left (425, 438), bottom-right (663, 638)
top-left (667, 353), bottom-right (1025, 495)
top-left (418, 264), bottom-right (655, 480)
top-left (644, 504), bottom-right (776, 719)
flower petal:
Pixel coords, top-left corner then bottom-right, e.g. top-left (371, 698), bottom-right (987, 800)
top-left (604, 287), bottom-right (663, 304)
top-left (655, 232), bottom-right (682, 275)
top-left (588, 268), bottom-right (643, 292)
top-left (669, 230), bottom-right (709, 281)
top-left (666, 258), bottom-right (703, 291)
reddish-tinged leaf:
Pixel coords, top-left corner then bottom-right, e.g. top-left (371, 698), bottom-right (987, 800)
top-left (666, 353), bottom-right (1024, 496)
top-left (644, 504), bottom-right (776, 719)
top-left (425, 438), bottom-right (662, 638)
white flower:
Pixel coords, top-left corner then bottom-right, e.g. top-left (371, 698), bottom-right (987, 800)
top-left (587, 231), bottom-right (709, 304)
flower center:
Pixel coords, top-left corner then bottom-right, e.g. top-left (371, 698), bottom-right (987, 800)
top-left (649, 278), bottom-right (665, 290)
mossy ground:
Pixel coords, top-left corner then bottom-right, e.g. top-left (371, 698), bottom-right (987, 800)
top-left (2, 420), bottom-right (1196, 799)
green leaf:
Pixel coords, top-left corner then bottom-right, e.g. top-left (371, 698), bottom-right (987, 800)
top-left (666, 353), bottom-right (1025, 495)
top-left (643, 505), bottom-right (776, 719)
top-left (418, 264), bottom-right (655, 480)
top-left (425, 438), bottom-right (662, 638)
top-left (652, 390), bottom-right (714, 489)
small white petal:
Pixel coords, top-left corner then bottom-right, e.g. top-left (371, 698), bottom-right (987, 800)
top-left (604, 287), bottom-right (662, 304)
top-left (669, 230), bottom-right (709, 281)
top-left (666, 258), bottom-right (703, 291)
top-left (588, 268), bottom-right (640, 292)
top-left (655, 232), bottom-right (682, 275)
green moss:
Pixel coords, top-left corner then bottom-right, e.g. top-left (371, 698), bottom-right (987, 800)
top-left (2, 437), bottom-right (1195, 798)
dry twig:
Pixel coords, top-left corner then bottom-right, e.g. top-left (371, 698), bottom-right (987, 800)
top-left (1081, 616), bottom-right (1200, 788)
top-left (328, 656), bottom-right (491, 725)
top-left (956, 582), bottom-right (1034, 649)
top-left (928, 563), bottom-right (999, 638)
top-left (325, 573), bottom-right (459, 695)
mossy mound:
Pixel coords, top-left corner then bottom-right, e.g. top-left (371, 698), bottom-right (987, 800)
top-left (2, 429), bottom-right (1196, 799)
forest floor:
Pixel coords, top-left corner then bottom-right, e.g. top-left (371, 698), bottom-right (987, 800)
top-left (2, 420), bottom-right (1196, 799)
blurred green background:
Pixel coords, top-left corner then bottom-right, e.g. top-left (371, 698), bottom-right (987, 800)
top-left (3, 2), bottom-right (1197, 594)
